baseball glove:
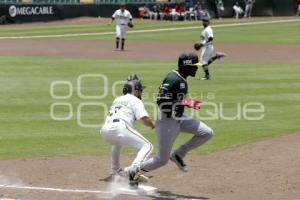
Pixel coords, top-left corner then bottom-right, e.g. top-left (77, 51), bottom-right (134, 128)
top-left (127, 22), bottom-right (134, 28)
top-left (194, 43), bottom-right (202, 51)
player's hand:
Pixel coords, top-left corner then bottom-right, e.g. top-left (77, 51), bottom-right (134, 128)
top-left (182, 98), bottom-right (201, 110)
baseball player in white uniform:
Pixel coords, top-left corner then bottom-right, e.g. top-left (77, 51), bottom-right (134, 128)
top-left (100, 76), bottom-right (155, 183)
top-left (109, 3), bottom-right (133, 51)
top-left (195, 17), bottom-right (226, 80)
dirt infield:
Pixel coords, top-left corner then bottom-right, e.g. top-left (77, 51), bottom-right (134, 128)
top-left (0, 133), bottom-right (299, 200)
top-left (1, 18), bottom-right (300, 199)
top-left (1, 39), bottom-right (300, 64)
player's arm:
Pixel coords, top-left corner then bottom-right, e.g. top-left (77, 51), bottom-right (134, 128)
top-left (109, 11), bottom-right (116, 25)
top-left (140, 116), bottom-right (155, 129)
top-left (201, 36), bottom-right (213, 46)
top-left (134, 100), bottom-right (155, 129)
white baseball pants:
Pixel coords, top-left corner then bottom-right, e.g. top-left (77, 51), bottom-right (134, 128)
top-left (200, 44), bottom-right (214, 65)
top-left (100, 120), bottom-right (153, 174)
top-left (116, 24), bottom-right (127, 39)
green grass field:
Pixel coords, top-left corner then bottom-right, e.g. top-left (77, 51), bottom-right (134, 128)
top-left (0, 18), bottom-right (300, 159)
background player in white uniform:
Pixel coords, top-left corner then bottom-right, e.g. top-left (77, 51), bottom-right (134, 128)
top-left (195, 17), bottom-right (226, 80)
top-left (100, 76), bottom-right (155, 182)
top-left (109, 3), bottom-right (133, 50)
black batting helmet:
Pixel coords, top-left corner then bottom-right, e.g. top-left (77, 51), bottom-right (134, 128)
top-left (178, 53), bottom-right (202, 77)
top-left (123, 79), bottom-right (146, 95)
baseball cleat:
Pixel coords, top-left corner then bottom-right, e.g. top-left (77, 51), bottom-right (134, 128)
top-left (201, 75), bottom-right (211, 80)
top-left (215, 52), bottom-right (226, 59)
top-left (170, 153), bottom-right (188, 172)
top-left (125, 168), bottom-right (139, 189)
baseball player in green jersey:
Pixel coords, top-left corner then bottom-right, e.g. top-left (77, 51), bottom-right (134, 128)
top-left (125, 53), bottom-right (214, 186)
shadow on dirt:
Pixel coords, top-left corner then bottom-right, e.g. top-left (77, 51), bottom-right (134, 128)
top-left (149, 190), bottom-right (209, 200)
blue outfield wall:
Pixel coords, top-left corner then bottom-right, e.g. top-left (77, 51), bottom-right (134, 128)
top-left (0, 0), bottom-right (297, 24)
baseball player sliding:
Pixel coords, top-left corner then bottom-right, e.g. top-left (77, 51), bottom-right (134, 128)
top-left (100, 75), bottom-right (155, 186)
top-left (109, 3), bottom-right (134, 51)
top-left (125, 53), bottom-right (214, 187)
top-left (194, 17), bottom-right (226, 80)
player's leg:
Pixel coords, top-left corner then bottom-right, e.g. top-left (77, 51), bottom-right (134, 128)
top-left (139, 117), bottom-right (180, 172)
top-left (100, 124), bottom-right (123, 175)
top-left (111, 145), bottom-right (123, 174)
top-left (200, 45), bottom-right (214, 80)
top-left (171, 116), bottom-right (213, 171)
top-left (122, 124), bottom-right (153, 167)
top-left (115, 25), bottom-right (121, 50)
top-left (120, 124), bottom-right (153, 187)
top-left (120, 25), bottom-right (126, 50)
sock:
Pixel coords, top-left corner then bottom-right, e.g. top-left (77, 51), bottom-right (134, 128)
top-left (116, 37), bottom-right (120, 49)
top-left (203, 65), bottom-right (210, 78)
top-left (121, 38), bottom-right (125, 49)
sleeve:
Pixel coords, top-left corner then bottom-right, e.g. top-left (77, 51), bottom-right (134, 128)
top-left (128, 11), bottom-right (133, 20)
top-left (133, 99), bottom-right (149, 120)
top-left (112, 10), bottom-right (117, 18)
top-left (206, 27), bottom-right (213, 39)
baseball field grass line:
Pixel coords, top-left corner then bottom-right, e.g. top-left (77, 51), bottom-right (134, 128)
top-left (0, 18), bottom-right (300, 39)
top-left (0, 56), bottom-right (299, 159)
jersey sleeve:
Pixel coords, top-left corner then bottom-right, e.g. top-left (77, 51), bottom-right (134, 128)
top-left (132, 98), bottom-right (149, 120)
top-left (128, 11), bottom-right (133, 20)
top-left (112, 10), bottom-right (117, 18)
top-left (205, 27), bottom-right (213, 39)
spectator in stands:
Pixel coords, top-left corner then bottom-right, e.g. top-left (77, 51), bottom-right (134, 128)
top-left (233, 1), bottom-right (244, 19)
top-left (215, 0), bottom-right (224, 19)
top-left (194, 2), bottom-right (203, 20)
top-left (152, 4), bottom-right (159, 20)
top-left (175, 3), bottom-right (186, 20)
top-left (185, 6), bottom-right (196, 20)
top-left (163, 3), bottom-right (172, 20)
top-left (157, 3), bottom-right (165, 20)
top-left (244, 0), bottom-right (255, 18)
top-left (296, 0), bottom-right (300, 16)
top-left (138, 5), bottom-right (146, 20)
top-left (170, 6), bottom-right (179, 21)
top-left (143, 4), bottom-right (158, 20)
top-left (197, 4), bottom-right (210, 20)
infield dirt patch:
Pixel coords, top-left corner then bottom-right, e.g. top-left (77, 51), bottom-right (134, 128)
top-left (0, 133), bottom-right (300, 200)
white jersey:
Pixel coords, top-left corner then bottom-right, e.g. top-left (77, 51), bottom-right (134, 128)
top-left (201, 26), bottom-right (214, 46)
top-left (112, 9), bottom-right (132, 25)
top-left (105, 94), bottom-right (148, 127)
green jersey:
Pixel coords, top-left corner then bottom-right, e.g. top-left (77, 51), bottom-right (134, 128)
top-left (157, 70), bottom-right (188, 118)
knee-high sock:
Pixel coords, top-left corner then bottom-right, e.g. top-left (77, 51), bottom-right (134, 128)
top-left (116, 37), bottom-right (120, 49)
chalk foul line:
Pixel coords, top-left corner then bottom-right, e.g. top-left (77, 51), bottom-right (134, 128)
top-left (0, 184), bottom-right (109, 194)
top-left (0, 18), bottom-right (299, 40)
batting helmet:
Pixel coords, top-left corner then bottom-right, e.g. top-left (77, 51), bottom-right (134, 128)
top-left (123, 79), bottom-right (146, 96)
top-left (178, 53), bottom-right (202, 77)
